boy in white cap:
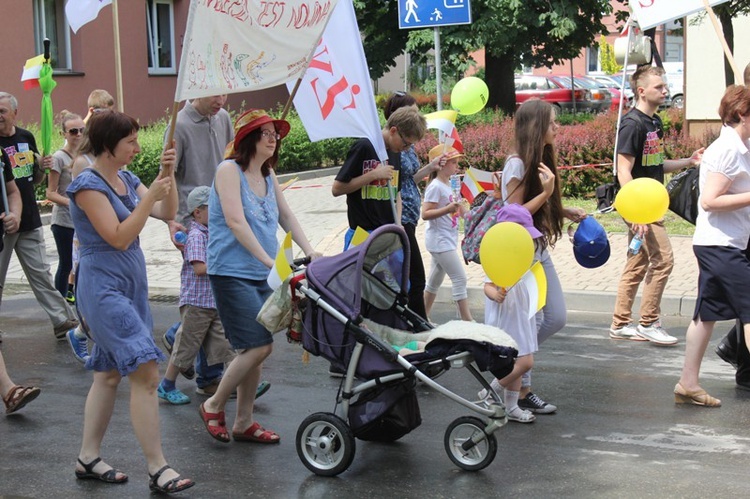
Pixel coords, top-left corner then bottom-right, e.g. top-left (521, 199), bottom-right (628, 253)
top-left (157, 186), bottom-right (237, 404)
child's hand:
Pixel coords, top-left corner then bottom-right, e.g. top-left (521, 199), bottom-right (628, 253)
top-left (494, 286), bottom-right (507, 304)
top-left (447, 201), bottom-right (462, 214)
top-left (458, 199), bottom-right (470, 216)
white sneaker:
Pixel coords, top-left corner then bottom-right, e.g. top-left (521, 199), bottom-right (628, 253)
top-left (609, 324), bottom-right (648, 341)
top-left (637, 322), bottom-right (678, 346)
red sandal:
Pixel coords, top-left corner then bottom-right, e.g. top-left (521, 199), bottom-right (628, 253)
top-left (199, 403), bottom-right (230, 443)
top-left (232, 421), bottom-right (280, 444)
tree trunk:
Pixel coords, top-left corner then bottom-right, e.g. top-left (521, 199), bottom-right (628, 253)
top-left (718, 8), bottom-right (735, 87)
top-left (485, 51), bottom-right (517, 116)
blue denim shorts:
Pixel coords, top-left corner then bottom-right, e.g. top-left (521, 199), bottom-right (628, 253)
top-left (209, 274), bottom-right (273, 350)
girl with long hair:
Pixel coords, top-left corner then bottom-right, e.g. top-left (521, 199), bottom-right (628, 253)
top-left (500, 99), bottom-right (586, 415)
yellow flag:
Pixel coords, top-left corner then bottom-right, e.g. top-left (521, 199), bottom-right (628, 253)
top-left (519, 261), bottom-right (547, 319)
top-left (267, 232), bottom-right (293, 290)
top-left (349, 226), bottom-right (369, 248)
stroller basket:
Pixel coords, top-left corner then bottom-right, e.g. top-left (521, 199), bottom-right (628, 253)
top-left (348, 377), bottom-right (421, 441)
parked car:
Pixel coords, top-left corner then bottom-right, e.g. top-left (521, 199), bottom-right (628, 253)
top-left (547, 75), bottom-right (613, 113)
top-left (514, 75), bottom-right (593, 112)
top-left (590, 74), bottom-right (635, 104)
top-left (612, 71), bottom-right (673, 109)
top-left (662, 62), bottom-right (684, 109)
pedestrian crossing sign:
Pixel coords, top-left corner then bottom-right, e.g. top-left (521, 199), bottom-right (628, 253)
top-left (398, 0), bottom-right (472, 29)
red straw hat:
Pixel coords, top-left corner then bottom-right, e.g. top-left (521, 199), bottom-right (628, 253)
top-left (224, 109), bottom-right (290, 158)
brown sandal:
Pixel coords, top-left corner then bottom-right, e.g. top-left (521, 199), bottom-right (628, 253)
top-left (674, 382), bottom-right (721, 407)
top-left (3, 385), bottom-right (41, 414)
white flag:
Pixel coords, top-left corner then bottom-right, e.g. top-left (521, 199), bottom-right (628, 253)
top-left (287, 0), bottom-right (387, 161)
top-left (630, 0), bottom-right (730, 30)
top-left (66, 0), bottom-right (113, 34)
top-left (175, 0), bottom-right (338, 102)
top-left (267, 232), bottom-right (294, 291)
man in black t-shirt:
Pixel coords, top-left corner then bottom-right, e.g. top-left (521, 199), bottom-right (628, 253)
top-left (333, 106), bottom-right (427, 249)
top-left (609, 67), bottom-right (703, 346)
top-left (0, 92), bottom-right (78, 340)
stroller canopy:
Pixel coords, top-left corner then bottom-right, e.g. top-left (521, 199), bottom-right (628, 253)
top-left (305, 224), bottom-right (411, 320)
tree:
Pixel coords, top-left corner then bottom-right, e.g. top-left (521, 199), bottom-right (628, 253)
top-left (404, 0), bottom-right (612, 115)
top-left (353, 1), bottom-right (410, 81)
top-left (710, 1), bottom-right (750, 86)
top-left (599, 35), bottom-right (622, 75)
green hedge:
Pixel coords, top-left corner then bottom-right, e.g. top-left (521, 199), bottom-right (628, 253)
top-left (24, 106), bottom-right (712, 201)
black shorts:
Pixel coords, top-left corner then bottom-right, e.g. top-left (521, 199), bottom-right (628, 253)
top-left (693, 245), bottom-right (750, 323)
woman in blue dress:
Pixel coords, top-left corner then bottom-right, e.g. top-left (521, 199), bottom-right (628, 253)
top-left (68, 111), bottom-right (194, 494)
top-left (198, 109), bottom-right (320, 444)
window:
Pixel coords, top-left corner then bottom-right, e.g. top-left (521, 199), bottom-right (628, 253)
top-left (33, 0), bottom-right (72, 71)
top-left (146, 0), bottom-right (176, 74)
top-left (587, 46), bottom-right (601, 74)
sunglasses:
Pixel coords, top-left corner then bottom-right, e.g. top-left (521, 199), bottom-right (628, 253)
top-left (66, 127), bottom-right (85, 136)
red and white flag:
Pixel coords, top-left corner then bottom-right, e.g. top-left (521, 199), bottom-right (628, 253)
top-left (287, 0), bottom-right (386, 160)
top-left (66, 0), bottom-right (113, 34)
top-left (461, 166), bottom-right (496, 204)
top-left (424, 110), bottom-right (463, 153)
top-left (20, 54), bottom-right (45, 91)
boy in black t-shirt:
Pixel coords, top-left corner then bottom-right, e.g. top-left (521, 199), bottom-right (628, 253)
top-left (332, 106), bottom-right (427, 249)
top-left (609, 66), bottom-right (703, 346)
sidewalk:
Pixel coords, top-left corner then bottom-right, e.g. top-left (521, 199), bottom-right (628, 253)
top-left (10, 168), bottom-right (698, 316)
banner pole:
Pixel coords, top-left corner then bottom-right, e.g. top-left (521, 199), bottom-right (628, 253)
top-left (702, 0), bottom-right (742, 84)
top-left (612, 16), bottom-right (634, 177)
top-left (112, 0), bottom-right (124, 111)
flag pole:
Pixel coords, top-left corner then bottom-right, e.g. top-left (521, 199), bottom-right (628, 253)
top-left (702, 0), bottom-right (742, 84)
top-left (112, 0), bottom-right (125, 111)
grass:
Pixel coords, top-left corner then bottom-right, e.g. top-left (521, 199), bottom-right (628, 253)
top-left (564, 197), bottom-right (695, 236)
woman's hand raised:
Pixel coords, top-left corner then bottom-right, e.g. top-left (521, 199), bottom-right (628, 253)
top-left (539, 162), bottom-right (555, 195)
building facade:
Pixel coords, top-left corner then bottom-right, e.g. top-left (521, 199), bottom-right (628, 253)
top-left (2, 1), bottom-right (287, 125)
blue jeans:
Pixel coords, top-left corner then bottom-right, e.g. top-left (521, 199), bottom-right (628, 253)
top-left (165, 321), bottom-right (223, 388)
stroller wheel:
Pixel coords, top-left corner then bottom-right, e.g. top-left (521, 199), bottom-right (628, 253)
top-left (296, 412), bottom-right (356, 477)
top-left (444, 416), bottom-right (497, 472)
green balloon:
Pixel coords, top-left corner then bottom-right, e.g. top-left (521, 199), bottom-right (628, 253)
top-left (451, 77), bottom-right (489, 115)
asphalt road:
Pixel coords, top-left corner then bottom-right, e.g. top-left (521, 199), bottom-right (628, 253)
top-left (1, 293), bottom-right (748, 499)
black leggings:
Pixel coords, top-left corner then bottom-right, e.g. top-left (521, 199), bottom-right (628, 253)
top-left (403, 223), bottom-right (427, 319)
top-left (51, 224), bottom-right (75, 297)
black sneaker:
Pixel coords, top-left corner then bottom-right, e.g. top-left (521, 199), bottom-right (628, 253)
top-left (518, 392), bottom-right (557, 414)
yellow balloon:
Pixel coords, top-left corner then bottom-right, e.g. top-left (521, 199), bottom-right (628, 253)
top-left (451, 77), bottom-right (489, 115)
top-left (614, 177), bottom-right (669, 224)
top-left (479, 222), bottom-right (535, 287)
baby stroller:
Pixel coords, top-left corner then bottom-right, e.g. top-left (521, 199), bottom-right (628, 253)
top-left (290, 225), bottom-right (518, 476)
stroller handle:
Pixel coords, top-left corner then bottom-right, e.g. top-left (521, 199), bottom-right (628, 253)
top-left (292, 256), bottom-right (312, 269)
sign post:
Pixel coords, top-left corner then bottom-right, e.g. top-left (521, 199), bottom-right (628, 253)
top-left (398, 0), bottom-right (472, 110)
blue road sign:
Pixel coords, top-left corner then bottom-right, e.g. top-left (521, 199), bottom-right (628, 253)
top-left (398, 0), bottom-right (472, 29)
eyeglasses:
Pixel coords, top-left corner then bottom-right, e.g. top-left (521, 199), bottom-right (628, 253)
top-left (260, 130), bottom-right (280, 141)
top-left (66, 127), bottom-right (85, 136)
top-left (397, 128), bottom-right (415, 148)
